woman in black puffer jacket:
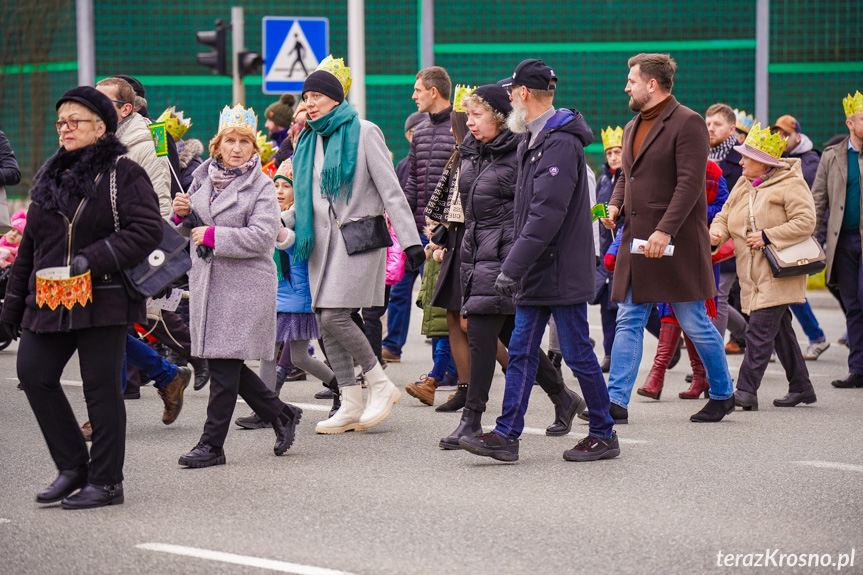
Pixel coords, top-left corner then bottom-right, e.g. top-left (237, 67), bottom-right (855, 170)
top-left (440, 85), bottom-right (580, 449)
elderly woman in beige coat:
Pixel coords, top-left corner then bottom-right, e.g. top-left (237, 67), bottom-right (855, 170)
top-left (710, 124), bottom-right (817, 411)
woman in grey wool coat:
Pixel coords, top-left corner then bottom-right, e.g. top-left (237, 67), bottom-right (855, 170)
top-left (171, 104), bottom-right (303, 467)
top-left (291, 59), bottom-right (424, 434)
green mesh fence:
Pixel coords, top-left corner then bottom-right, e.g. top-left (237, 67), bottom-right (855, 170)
top-left (0, 0), bottom-right (859, 196)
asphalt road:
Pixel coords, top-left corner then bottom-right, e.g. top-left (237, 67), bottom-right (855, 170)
top-left (0, 297), bottom-right (861, 575)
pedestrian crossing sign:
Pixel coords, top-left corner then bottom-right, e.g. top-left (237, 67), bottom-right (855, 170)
top-left (262, 16), bottom-right (329, 94)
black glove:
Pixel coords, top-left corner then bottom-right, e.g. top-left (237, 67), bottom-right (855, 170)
top-left (404, 245), bottom-right (426, 274)
top-left (494, 272), bottom-right (519, 297)
top-left (152, 286), bottom-right (173, 300)
top-left (2, 321), bottom-right (21, 341)
top-left (196, 244), bottom-right (213, 260)
top-left (69, 255), bottom-right (89, 276)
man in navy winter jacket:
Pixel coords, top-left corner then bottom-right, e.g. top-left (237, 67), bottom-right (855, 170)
top-left (458, 59), bottom-right (618, 463)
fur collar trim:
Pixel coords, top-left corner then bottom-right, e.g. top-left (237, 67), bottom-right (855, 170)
top-left (30, 136), bottom-right (128, 212)
top-left (179, 138), bottom-right (204, 170)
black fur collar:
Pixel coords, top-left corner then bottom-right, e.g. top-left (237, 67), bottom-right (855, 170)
top-left (30, 135), bottom-right (128, 212)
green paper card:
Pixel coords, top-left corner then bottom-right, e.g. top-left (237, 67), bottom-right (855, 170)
top-left (591, 202), bottom-right (608, 222)
top-left (149, 122), bottom-right (168, 157)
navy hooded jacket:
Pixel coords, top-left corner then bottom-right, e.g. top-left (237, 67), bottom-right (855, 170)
top-left (501, 108), bottom-right (596, 305)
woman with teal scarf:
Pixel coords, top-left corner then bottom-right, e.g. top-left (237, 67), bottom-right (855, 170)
top-left (292, 57), bottom-right (424, 434)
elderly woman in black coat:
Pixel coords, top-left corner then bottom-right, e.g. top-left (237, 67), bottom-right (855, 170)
top-left (0, 87), bottom-right (163, 509)
top-left (439, 85), bottom-right (584, 449)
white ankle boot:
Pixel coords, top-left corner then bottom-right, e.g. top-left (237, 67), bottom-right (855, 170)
top-left (359, 362), bottom-right (401, 430)
top-left (315, 384), bottom-right (363, 434)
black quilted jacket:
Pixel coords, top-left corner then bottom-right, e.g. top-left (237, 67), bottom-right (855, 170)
top-left (405, 106), bottom-right (455, 234)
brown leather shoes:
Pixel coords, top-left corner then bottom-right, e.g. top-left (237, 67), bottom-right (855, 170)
top-left (405, 375), bottom-right (438, 406)
top-left (724, 340), bottom-right (744, 354)
top-left (158, 366), bottom-right (192, 425)
top-left (381, 348), bottom-right (401, 363)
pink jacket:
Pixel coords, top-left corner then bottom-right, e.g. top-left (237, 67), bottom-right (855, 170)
top-left (0, 238), bottom-right (18, 269)
top-left (386, 215), bottom-right (406, 285)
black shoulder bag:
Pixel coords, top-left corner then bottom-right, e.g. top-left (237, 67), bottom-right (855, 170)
top-left (325, 195), bottom-right (392, 256)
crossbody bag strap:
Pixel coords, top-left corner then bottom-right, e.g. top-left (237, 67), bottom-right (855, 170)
top-left (109, 158), bottom-right (120, 233)
top-left (324, 194), bottom-right (342, 228)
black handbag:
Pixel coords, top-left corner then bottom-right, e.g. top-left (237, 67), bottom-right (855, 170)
top-left (325, 195), bottom-right (392, 255)
top-left (109, 162), bottom-right (192, 299)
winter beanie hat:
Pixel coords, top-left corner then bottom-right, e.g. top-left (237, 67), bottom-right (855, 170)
top-left (472, 84), bottom-right (513, 117)
top-left (56, 86), bottom-right (118, 134)
top-left (266, 94), bottom-right (296, 129)
top-left (10, 209), bottom-right (26, 234)
top-left (302, 71), bottom-right (345, 104)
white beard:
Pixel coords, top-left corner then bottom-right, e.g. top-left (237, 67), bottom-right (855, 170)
top-left (507, 102), bottom-right (528, 133)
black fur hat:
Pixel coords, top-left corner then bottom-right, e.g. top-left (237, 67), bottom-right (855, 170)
top-left (56, 86), bottom-right (118, 134)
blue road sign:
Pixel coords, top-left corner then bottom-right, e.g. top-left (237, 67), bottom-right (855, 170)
top-left (262, 17), bottom-right (329, 94)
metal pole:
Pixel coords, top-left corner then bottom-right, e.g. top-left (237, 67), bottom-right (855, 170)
top-left (420, 0), bottom-right (434, 69)
top-left (348, 0), bottom-right (366, 118)
top-left (232, 6), bottom-right (245, 105)
top-left (76, 0), bottom-right (95, 85)
top-left (755, 0), bottom-right (769, 124)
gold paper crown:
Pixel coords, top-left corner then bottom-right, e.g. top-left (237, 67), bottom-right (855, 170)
top-left (734, 109), bottom-right (756, 134)
top-left (601, 126), bottom-right (623, 151)
top-left (743, 123), bottom-right (787, 160)
top-left (843, 91), bottom-right (863, 118)
top-left (316, 55), bottom-right (352, 96)
top-left (274, 156), bottom-right (293, 183)
top-left (452, 84), bottom-right (476, 113)
top-left (156, 107), bottom-right (192, 141)
top-left (219, 104), bottom-right (257, 134)
top-left (256, 131), bottom-right (276, 163)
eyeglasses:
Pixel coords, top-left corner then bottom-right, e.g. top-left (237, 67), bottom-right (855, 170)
top-left (111, 99), bottom-right (129, 107)
top-left (55, 118), bottom-right (94, 134)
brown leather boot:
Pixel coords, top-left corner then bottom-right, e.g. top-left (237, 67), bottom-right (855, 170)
top-left (404, 374), bottom-right (438, 406)
top-left (157, 366), bottom-right (192, 425)
top-left (679, 334), bottom-right (710, 399)
top-left (637, 323), bottom-right (682, 400)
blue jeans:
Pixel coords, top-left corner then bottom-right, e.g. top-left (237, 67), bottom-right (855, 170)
top-left (382, 234), bottom-right (428, 356)
top-left (788, 300), bottom-right (825, 344)
top-left (429, 336), bottom-right (457, 381)
top-left (494, 303), bottom-right (614, 440)
top-left (125, 335), bottom-right (177, 389)
top-left (608, 289), bottom-right (733, 407)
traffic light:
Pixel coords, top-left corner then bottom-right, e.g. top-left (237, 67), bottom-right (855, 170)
top-left (237, 50), bottom-right (263, 79)
top-left (196, 19), bottom-right (228, 76)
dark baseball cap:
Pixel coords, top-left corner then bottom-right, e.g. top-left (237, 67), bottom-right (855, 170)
top-left (509, 59), bottom-right (557, 91)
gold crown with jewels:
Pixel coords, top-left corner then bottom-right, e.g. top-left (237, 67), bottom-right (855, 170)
top-left (218, 104), bottom-right (257, 134)
top-left (601, 126), bottom-right (623, 150)
top-left (316, 55), bottom-right (352, 96)
top-left (734, 109), bottom-right (757, 134)
top-left (452, 84), bottom-right (476, 113)
top-left (155, 107), bottom-right (192, 141)
top-left (743, 123), bottom-right (787, 160)
top-left (843, 91), bottom-right (863, 118)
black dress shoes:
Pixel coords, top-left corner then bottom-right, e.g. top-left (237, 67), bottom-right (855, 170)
top-left (831, 373), bottom-right (863, 388)
top-left (61, 483), bottom-right (124, 509)
top-left (546, 387), bottom-right (586, 436)
top-left (178, 442), bottom-right (226, 468)
top-left (273, 404), bottom-right (303, 456)
top-left (36, 465), bottom-right (88, 504)
top-left (773, 389), bottom-right (817, 407)
top-left (690, 397), bottom-right (735, 422)
top-left (734, 390), bottom-right (759, 411)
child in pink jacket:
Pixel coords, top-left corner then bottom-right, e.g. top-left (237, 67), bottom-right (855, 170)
top-left (0, 209), bottom-right (26, 269)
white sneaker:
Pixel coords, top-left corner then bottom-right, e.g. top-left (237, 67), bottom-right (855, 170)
top-left (315, 385), bottom-right (363, 434)
top-left (358, 363), bottom-right (401, 430)
top-left (803, 341), bottom-right (830, 360)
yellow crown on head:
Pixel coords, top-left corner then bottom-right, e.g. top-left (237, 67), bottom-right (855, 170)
top-left (156, 107), bottom-right (192, 141)
top-left (601, 126), bottom-right (623, 151)
top-left (843, 91), bottom-right (863, 118)
top-left (256, 131), bottom-right (276, 163)
top-left (316, 55), bottom-right (352, 96)
top-left (743, 123), bottom-right (787, 160)
top-left (734, 109), bottom-right (757, 134)
top-left (219, 104), bottom-right (257, 134)
top-left (452, 84), bottom-right (476, 113)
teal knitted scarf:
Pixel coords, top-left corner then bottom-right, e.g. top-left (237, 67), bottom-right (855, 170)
top-left (292, 100), bottom-right (361, 262)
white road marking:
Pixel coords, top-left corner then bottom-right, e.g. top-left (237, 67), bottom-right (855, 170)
top-left (792, 461), bottom-right (863, 473)
top-left (0, 518), bottom-right (10, 524)
top-left (136, 543), bottom-right (356, 575)
top-left (484, 426), bottom-right (648, 444)
top-left (236, 399), bottom-right (330, 412)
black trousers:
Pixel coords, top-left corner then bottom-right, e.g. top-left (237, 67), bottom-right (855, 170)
top-left (201, 358), bottom-right (285, 447)
top-left (18, 325), bottom-right (127, 485)
top-left (834, 231), bottom-right (863, 374)
top-left (736, 305), bottom-right (811, 395)
top-left (465, 314), bottom-right (564, 413)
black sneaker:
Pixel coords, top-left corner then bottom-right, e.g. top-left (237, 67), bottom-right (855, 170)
top-left (458, 432), bottom-right (519, 462)
top-left (563, 432), bottom-right (621, 462)
top-left (178, 442), bottom-right (226, 468)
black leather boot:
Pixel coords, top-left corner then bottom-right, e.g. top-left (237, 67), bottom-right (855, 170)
top-left (273, 404), bottom-right (303, 456)
top-left (690, 397), bottom-right (735, 422)
top-left (439, 408), bottom-right (483, 449)
top-left (190, 357), bottom-right (210, 391)
top-left (178, 442), bottom-right (226, 468)
top-left (435, 384), bottom-right (467, 412)
top-left (326, 377), bottom-right (341, 418)
top-left (36, 464), bottom-right (88, 504)
top-left (546, 387), bottom-right (586, 436)
top-left (60, 483), bottom-right (124, 509)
